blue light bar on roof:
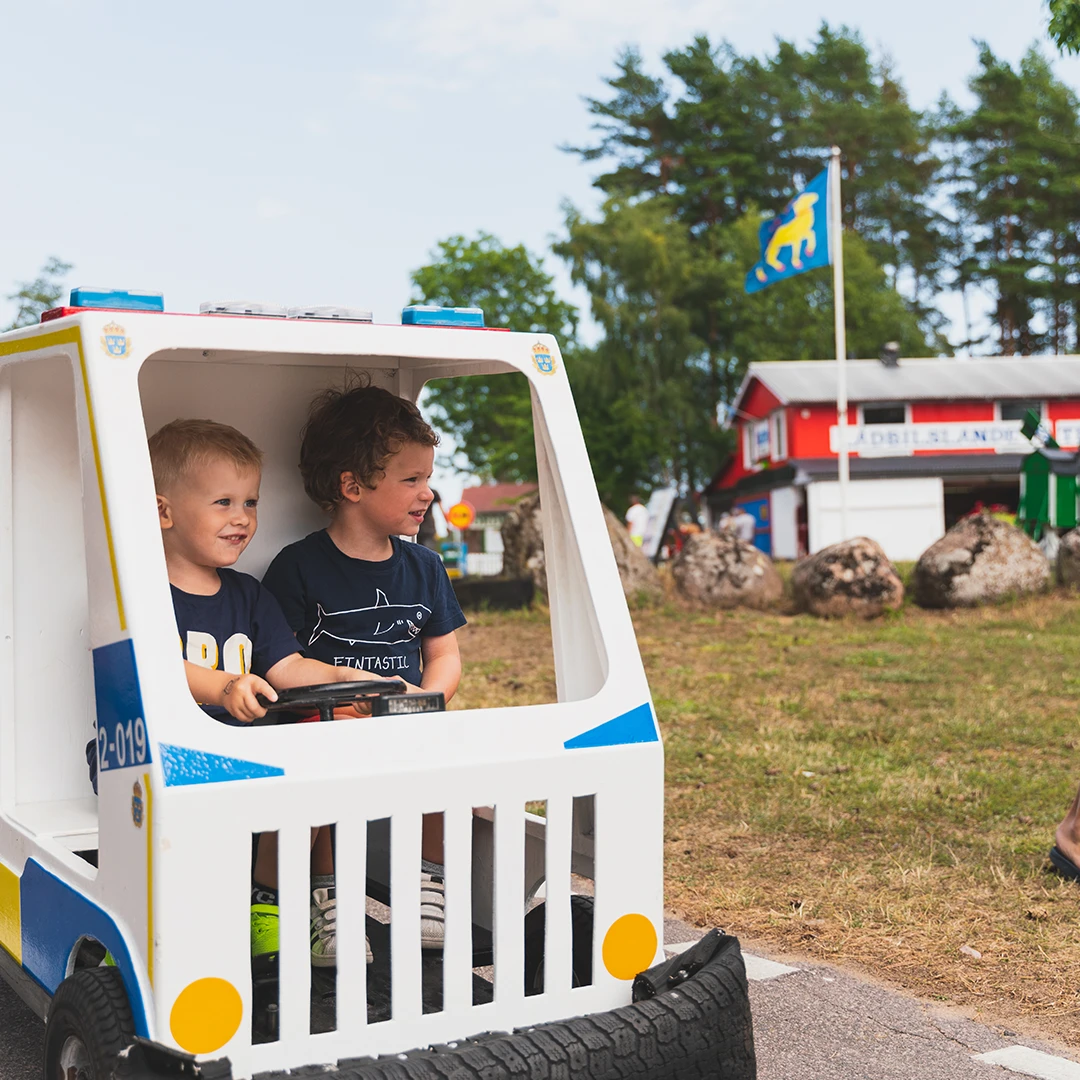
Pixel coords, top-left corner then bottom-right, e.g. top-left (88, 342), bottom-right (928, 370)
top-left (401, 305), bottom-right (484, 328)
top-left (69, 286), bottom-right (164, 312)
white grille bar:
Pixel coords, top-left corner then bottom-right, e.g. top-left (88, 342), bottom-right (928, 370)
top-left (278, 823), bottom-right (312, 1045)
top-left (390, 810), bottom-right (423, 1022)
top-left (442, 804), bottom-right (473, 1018)
top-left (334, 816), bottom-right (367, 1029)
top-left (493, 803), bottom-right (524, 1006)
top-left (543, 797), bottom-right (573, 997)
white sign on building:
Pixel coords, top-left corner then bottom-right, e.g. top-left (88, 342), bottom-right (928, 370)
top-left (1054, 419), bottom-right (1080, 448)
top-left (829, 421), bottom-right (1032, 456)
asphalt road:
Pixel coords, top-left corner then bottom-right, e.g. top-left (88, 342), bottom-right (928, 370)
top-left (4, 937), bottom-right (1079, 1080)
top-left (747, 954), bottom-right (1076, 1080)
top-left (0, 978), bottom-right (39, 1079)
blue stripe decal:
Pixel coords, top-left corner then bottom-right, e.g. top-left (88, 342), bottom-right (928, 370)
top-left (160, 743), bottom-right (284, 787)
top-left (564, 702), bottom-right (658, 750)
top-left (20, 860), bottom-right (149, 1036)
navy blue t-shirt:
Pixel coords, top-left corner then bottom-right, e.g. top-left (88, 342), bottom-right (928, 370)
top-left (262, 531), bottom-right (466, 686)
top-left (172, 568), bottom-right (299, 725)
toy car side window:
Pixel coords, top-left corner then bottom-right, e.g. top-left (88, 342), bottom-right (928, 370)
top-left (0, 355), bottom-right (97, 829)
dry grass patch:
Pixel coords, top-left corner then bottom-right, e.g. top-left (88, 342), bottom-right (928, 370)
top-left (452, 593), bottom-right (1080, 1044)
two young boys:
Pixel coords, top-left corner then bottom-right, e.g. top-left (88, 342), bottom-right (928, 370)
top-left (151, 383), bottom-right (465, 967)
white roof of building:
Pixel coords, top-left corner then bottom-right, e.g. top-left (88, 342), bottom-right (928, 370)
top-left (739, 356), bottom-right (1080, 408)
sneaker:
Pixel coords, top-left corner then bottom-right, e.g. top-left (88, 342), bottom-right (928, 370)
top-left (251, 903), bottom-right (280, 960)
top-left (311, 886), bottom-right (373, 965)
top-left (420, 870), bottom-right (445, 950)
top-left (310, 886), bottom-right (337, 967)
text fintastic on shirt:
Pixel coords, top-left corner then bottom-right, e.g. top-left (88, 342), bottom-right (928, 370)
top-left (262, 531), bottom-right (466, 688)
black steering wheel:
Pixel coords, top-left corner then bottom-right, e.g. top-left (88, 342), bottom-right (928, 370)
top-left (256, 680), bottom-right (407, 723)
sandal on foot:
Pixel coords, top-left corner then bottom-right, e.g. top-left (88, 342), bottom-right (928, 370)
top-left (1049, 845), bottom-right (1080, 881)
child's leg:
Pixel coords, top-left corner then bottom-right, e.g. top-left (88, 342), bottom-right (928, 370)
top-left (421, 812), bottom-right (444, 865)
top-left (311, 825), bottom-right (334, 876)
top-left (253, 826), bottom-right (329, 887)
top-left (420, 813), bottom-right (445, 949)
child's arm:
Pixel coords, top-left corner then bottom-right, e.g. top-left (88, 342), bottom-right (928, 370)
top-left (418, 631), bottom-right (461, 704)
top-left (266, 653), bottom-right (386, 691)
top-left (184, 662), bottom-right (278, 723)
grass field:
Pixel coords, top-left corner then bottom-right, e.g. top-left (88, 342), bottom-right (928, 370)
top-left (452, 585), bottom-right (1080, 1046)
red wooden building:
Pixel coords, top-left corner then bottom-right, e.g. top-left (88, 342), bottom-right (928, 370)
top-left (704, 356), bottom-right (1080, 560)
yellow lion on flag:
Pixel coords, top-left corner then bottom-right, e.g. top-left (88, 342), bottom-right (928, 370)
top-left (754, 192), bottom-right (819, 282)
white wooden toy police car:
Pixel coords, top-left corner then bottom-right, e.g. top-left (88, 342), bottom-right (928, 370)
top-left (0, 292), bottom-right (754, 1079)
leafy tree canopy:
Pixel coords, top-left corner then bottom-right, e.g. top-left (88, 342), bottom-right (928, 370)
top-left (568, 25), bottom-right (944, 295)
top-left (939, 44), bottom-right (1080, 354)
top-left (1047, 0), bottom-right (1080, 54)
top-left (556, 198), bottom-right (936, 504)
top-left (409, 233), bottom-right (577, 484)
top-left (409, 26), bottom-right (1080, 503)
top-left (5, 257), bottom-right (72, 330)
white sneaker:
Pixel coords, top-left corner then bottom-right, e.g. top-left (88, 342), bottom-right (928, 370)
top-left (310, 886), bottom-right (337, 967)
top-left (310, 886), bottom-right (374, 965)
top-left (420, 871), bottom-right (445, 950)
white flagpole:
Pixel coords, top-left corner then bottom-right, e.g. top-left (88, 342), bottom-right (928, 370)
top-left (830, 145), bottom-right (849, 541)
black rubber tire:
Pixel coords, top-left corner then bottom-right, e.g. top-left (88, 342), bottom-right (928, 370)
top-left (330, 932), bottom-right (755, 1080)
top-left (523, 894), bottom-right (595, 995)
top-left (43, 967), bottom-right (136, 1080)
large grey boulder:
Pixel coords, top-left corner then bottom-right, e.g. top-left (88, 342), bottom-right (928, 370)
top-left (671, 531), bottom-right (782, 609)
top-left (501, 491), bottom-right (662, 603)
top-left (792, 536), bottom-right (903, 618)
top-left (914, 512), bottom-right (1050, 608)
top-left (1058, 528), bottom-right (1080, 588)
top-left (501, 491), bottom-right (547, 597)
top-left (602, 505), bottom-right (664, 603)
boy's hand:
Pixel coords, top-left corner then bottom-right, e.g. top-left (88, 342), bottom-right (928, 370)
top-left (221, 674), bottom-right (277, 722)
top-left (335, 675), bottom-right (415, 719)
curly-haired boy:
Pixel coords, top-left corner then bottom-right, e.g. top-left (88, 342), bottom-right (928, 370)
top-left (263, 382), bottom-right (466, 953)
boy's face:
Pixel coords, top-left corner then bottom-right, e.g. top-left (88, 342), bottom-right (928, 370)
top-left (158, 457), bottom-right (261, 570)
top-left (348, 441), bottom-right (435, 538)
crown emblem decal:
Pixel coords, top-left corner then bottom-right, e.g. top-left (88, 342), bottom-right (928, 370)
top-left (531, 341), bottom-right (556, 376)
top-left (100, 322), bottom-right (132, 358)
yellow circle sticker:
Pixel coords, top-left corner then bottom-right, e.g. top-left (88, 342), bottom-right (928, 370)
top-left (602, 913), bottom-right (658, 980)
top-left (170, 977), bottom-right (243, 1054)
top-left (446, 501), bottom-right (476, 529)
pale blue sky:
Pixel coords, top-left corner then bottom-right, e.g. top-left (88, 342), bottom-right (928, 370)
top-left (1, 0), bottom-right (1075, 500)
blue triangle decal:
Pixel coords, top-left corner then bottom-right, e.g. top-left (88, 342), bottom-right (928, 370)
top-left (160, 743), bottom-right (285, 787)
top-left (564, 702), bottom-right (658, 750)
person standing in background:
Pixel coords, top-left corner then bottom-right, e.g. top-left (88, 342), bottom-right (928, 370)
top-left (418, 488), bottom-right (444, 551)
top-left (732, 504), bottom-right (757, 545)
top-left (625, 494), bottom-right (650, 547)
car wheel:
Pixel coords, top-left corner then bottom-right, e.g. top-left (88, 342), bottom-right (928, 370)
top-left (523, 893), bottom-right (594, 995)
top-left (44, 967), bottom-right (135, 1080)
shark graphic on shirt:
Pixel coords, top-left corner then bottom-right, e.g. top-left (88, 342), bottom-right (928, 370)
top-left (308, 589), bottom-right (432, 648)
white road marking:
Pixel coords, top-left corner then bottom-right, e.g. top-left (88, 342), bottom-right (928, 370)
top-left (976, 1046), bottom-right (1080, 1079)
top-left (742, 953), bottom-right (799, 980)
top-left (663, 938), bottom-right (701, 955)
top-left (663, 939), bottom-right (798, 980)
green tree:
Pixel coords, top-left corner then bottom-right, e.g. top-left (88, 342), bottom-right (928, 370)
top-left (553, 29), bottom-right (946, 503)
top-left (1047, 0), bottom-right (1080, 54)
top-left (560, 26), bottom-right (947, 462)
top-left (556, 199), bottom-right (937, 505)
top-left (718, 211), bottom-right (939, 365)
top-left (769, 27), bottom-right (945, 302)
top-left (409, 234), bottom-right (578, 483)
top-left (6, 257), bottom-right (72, 330)
top-left (556, 197), bottom-right (723, 506)
top-left (940, 45), bottom-right (1080, 354)
top-left (568, 26), bottom-right (944, 292)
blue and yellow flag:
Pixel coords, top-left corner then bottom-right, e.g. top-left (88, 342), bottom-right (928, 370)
top-left (745, 167), bottom-right (831, 294)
